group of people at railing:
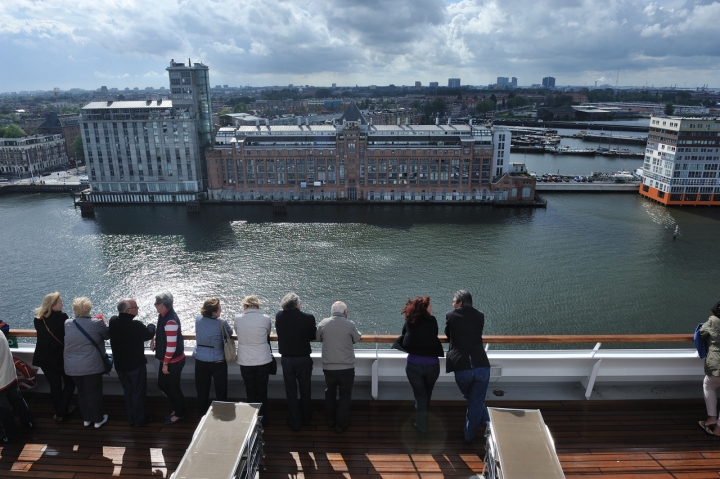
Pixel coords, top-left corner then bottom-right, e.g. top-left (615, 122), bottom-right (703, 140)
top-left (0, 288), bottom-right (491, 444)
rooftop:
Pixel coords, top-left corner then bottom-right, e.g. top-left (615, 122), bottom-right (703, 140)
top-left (82, 100), bottom-right (173, 110)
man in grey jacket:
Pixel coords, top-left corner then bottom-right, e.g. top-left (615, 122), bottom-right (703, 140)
top-left (316, 301), bottom-right (361, 434)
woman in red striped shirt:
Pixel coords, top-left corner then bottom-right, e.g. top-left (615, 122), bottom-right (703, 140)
top-left (152, 292), bottom-right (186, 425)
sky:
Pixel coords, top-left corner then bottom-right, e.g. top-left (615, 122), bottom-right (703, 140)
top-left (1, 0), bottom-right (719, 92)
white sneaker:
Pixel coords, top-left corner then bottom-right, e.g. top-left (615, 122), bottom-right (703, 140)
top-left (94, 414), bottom-right (108, 429)
top-left (83, 421), bottom-right (91, 427)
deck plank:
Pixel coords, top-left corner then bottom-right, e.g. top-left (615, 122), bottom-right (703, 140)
top-left (1, 393), bottom-right (719, 478)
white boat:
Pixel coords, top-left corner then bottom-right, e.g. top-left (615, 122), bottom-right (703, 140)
top-left (611, 170), bottom-right (635, 182)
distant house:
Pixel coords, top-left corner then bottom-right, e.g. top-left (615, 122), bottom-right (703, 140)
top-left (37, 112), bottom-right (81, 161)
top-left (491, 163), bottom-right (537, 203)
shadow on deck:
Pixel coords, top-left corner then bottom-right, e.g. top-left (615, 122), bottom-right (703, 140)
top-left (0, 393), bottom-right (718, 478)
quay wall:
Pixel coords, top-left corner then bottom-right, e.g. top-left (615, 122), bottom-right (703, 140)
top-left (493, 119), bottom-right (649, 133)
top-left (0, 184), bottom-right (86, 195)
top-left (536, 182), bottom-right (640, 192)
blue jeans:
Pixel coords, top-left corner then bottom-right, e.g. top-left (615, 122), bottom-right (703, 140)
top-left (405, 361), bottom-right (440, 432)
top-left (281, 356), bottom-right (313, 430)
top-left (454, 366), bottom-right (491, 441)
top-left (117, 366), bottom-right (148, 426)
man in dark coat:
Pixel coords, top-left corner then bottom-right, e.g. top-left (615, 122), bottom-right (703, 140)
top-left (109, 298), bottom-right (156, 426)
top-left (445, 290), bottom-right (491, 443)
top-left (275, 292), bottom-right (317, 431)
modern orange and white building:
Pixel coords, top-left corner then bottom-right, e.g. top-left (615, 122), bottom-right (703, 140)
top-left (639, 116), bottom-right (720, 206)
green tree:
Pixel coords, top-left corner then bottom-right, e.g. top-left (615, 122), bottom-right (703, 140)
top-left (233, 102), bottom-right (248, 113)
top-left (218, 108), bottom-right (232, 115)
top-left (665, 102), bottom-right (675, 115)
top-left (475, 100), bottom-right (495, 114)
top-left (0, 124), bottom-right (26, 138)
top-left (71, 135), bottom-right (84, 159)
top-left (314, 88), bottom-right (332, 99)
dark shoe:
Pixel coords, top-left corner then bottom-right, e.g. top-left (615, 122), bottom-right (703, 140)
top-left (164, 414), bottom-right (184, 425)
top-left (412, 421), bottom-right (427, 434)
top-left (327, 420), bottom-right (336, 429)
top-left (286, 418), bottom-right (300, 432)
top-left (463, 435), bottom-right (474, 444)
top-left (54, 405), bottom-right (76, 422)
top-left (24, 421), bottom-right (35, 429)
top-left (335, 425), bottom-right (347, 434)
top-left (136, 414), bottom-right (154, 426)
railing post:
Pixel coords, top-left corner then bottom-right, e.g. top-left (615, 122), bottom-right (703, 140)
top-left (371, 334), bottom-right (379, 400)
top-left (584, 359), bottom-right (602, 400)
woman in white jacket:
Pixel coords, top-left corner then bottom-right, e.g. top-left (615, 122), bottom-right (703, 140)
top-left (235, 295), bottom-right (273, 427)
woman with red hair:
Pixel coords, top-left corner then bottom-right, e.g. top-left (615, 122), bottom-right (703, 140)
top-left (393, 296), bottom-right (444, 433)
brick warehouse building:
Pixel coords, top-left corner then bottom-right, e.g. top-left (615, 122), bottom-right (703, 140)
top-left (206, 103), bottom-right (534, 203)
top-left (640, 116), bottom-right (720, 206)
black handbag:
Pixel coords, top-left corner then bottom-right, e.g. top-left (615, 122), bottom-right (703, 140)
top-left (73, 319), bottom-right (113, 375)
top-left (267, 336), bottom-right (277, 375)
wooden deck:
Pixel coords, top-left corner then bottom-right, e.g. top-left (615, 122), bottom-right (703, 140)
top-left (1, 393), bottom-right (719, 478)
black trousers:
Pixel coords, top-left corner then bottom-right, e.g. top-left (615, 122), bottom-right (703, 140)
top-left (194, 359), bottom-right (228, 416)
top-left (42, 361), bottom-right (75, 417)
top-left (72, 373), bottom-right (105, 423)
top-left (0, 382), bottom-right (33, 440)
top-left (240, 362), bottom-right (272, 425)
top-left (117, 365), bottom-right (148, 426)
top-left (323, 368), bottom-right (355, 431)
top-left (157, 358), bottom-right (186, 417)
top-left (281, 356), bottom-right (313, 430)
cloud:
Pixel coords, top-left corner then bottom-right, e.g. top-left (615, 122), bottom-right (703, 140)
top-left (1, 0), bottom-right (720, 90)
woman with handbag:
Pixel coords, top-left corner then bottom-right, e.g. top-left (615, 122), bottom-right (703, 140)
top-left (33, 292), bottom-right (76, 422)
top-left (235, 295), bottom-right (273, 427)
top-left (392, 296), bottom-right (444, 434)
top-left (192, 298), bottom-right (233, 416)
top-left (64, 297), bottom-right (110, 428)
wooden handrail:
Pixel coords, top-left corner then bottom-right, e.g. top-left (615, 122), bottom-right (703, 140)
top-left (7, 329), bottom-right (693, 344)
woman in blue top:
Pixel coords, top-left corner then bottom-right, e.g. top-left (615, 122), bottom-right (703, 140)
top-left (393, 296), bottom-right (444, 433)
top-left (192, 298), bottom-right (233, 416)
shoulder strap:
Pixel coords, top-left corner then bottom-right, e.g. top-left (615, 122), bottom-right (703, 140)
top-left (73, 319), bottom-right (106, 357)
top-left (42, 318), bottom-right (64, 346)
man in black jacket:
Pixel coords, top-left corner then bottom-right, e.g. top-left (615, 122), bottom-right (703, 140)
top-left (275, 292), bottom-right (317, 431)
top-left (445, 290), bottom-right (491, 443)
top-left (109, 298), bottom-right (156, 426)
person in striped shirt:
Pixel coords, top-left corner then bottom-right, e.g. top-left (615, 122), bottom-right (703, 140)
top-left (152, 292), bottom-right (186, 425)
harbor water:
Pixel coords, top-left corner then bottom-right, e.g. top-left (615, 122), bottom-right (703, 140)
top-left (2, 192), bottom-right (719, 343)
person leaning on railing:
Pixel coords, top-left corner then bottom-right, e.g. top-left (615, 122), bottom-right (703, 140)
top-left (32, 292), bottom-right (75, 422)
top-left (444, 290), bottom-right (491, 444)
top-left (152, 292), bottom-right (187, 425)
top-left (192, 298), bottom-right (232, 417)
top-left (699, 301), bottom-right (720, 436)
top-left (64, 297), bottom-right (110, 429)
top-left (392, 296), bottom-right (444, 434)
top-left (275, 292), bottom-right (317, 432)
top-left (235, 295), bottom-right (273, 428)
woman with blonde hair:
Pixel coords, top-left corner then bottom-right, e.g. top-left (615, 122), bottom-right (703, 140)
top-left (32, 292), bottom-right (75, 421)
top-left (192, 298), bottom-right (233, 416)
top-left (235, 295), bottom-right (273, 427)
top-left (64, 297), bottom-right (110, 428)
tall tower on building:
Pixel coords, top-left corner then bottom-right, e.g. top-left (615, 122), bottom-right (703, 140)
top-left (639, 116), bottom-right (720, 206)
top-left (79, 59), bottom-right (213, 203)
top-left (167, 59), bottom-right (212, 187)
top-left (448, 78), bottom-right (461, 88)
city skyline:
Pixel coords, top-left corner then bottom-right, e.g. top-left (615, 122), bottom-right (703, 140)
top-left (1, 0), bottom-right (719, 92)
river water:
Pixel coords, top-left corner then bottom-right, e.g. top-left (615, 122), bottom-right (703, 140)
top-left (2, 191), bottom-right (719, 343)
